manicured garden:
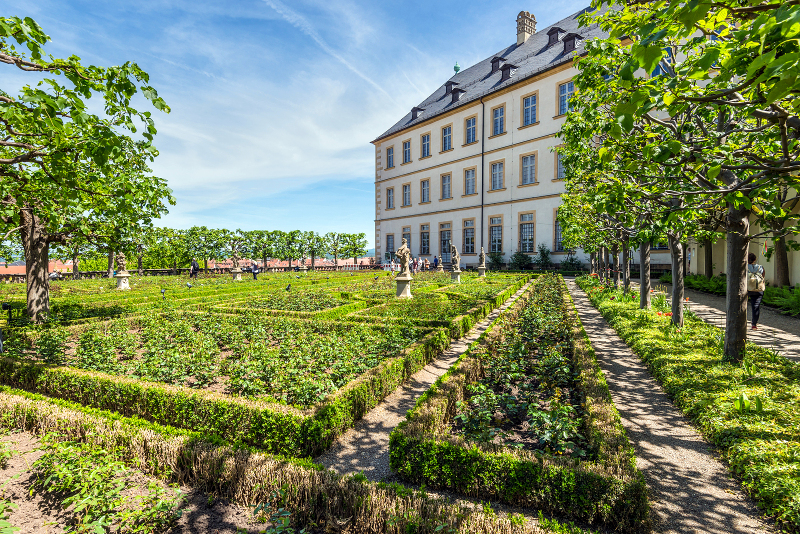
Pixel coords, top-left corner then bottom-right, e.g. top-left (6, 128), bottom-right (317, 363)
top-left (577, 274), bottom-right (800, 531)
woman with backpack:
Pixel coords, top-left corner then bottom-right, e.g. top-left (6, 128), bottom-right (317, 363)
top-left (747, 252), bottom-right (766, 330)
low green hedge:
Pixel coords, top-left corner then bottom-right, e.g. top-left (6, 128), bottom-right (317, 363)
top-left (0, 277), bottom-right (531, 459)
top-left (577, 275), bottom-right (800, 531)
top-left (389, 276), bottom-right (648, 532)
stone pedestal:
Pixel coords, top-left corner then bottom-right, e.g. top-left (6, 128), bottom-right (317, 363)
top-left (450, 269), bottom-right (461, 283)
top-left (299, 265), bottom-right (309, 274)
top-left (115, 271), bottom-right (131, 290)
top-left (231, 268), bottom-right (243, 281)
top-left (478, 266), bottom-right (486, 277)
top-left (436, 264), bottom-right (444, 273)
top-left (395, 273), bottom-right (413, 299)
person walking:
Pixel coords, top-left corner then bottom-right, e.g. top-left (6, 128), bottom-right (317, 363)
top-left (747, 252), bottom-right (766, 330)
top-left (433, 255), bottom-right (439, 270)
top-left (424, 258), bottom-right (430, 271)
top-left (412, 257), bottom-right (418, 274)
top-left (252, 261), bottom-right (260, 280)
top-left (190, 258), bottom-right (200, 280)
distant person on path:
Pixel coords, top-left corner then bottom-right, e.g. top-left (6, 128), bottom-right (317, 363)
top-left (391, 260), bottom-right (396, 275)
top-left (190, 258), bottom-right (200, 280)
top-left (252, 262), bottom-right (260, 280)
top-left (747, 252), bottom-right (766, 330)
top-left (412, 257), bottom-right (418, 274)
top-left (424, 258), bottom-right (430, 271)
top-left (433, 255), bottom-right (438, 270)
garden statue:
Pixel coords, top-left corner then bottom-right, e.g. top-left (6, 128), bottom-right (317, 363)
top-left (114, 252), bottom-right (131, 290)
top-left (436, 255), bottom-right (444, 272)
top-left (395, 238), bottom-right (412, 278)
top-left (230, 241), bottom-right (243, 281)
top-left (450, 244), bottom-right (462, 283)
top-left (394, 238), bottom-right (413, 298)
top-left (478, 247), bottom-right (486, 277)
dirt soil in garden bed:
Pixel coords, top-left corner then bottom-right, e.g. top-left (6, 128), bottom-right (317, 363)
top-left (0, 431), bottom-right (291, 534)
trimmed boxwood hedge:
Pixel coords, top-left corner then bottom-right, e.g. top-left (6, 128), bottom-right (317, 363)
top-left (389, 276), bottom-right (649, 532)
top-left (0, 276), bottom-right (531, 458)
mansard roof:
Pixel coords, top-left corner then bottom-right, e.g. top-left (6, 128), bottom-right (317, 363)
top-left (373, 6), bottom-right (607, 143)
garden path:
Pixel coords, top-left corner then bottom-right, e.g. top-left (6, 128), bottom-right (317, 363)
top-left (655, 283), bottom-right (800, 362)
top-left (315, 279), bottom-right (534, 480)
top-left (567, 279), bottom-right (773, 534)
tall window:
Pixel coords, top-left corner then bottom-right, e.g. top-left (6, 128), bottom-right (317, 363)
top-left (402, 227), bottom-right (411, 251)
top-left (523, 94), bottom-right (537, 126)
top-left (440, 223), bottom-right (452, 262)
top-left (490, 217), bottom-right (502, 254)
top-left (441, 174), bottom-right (452, 199)
top-left (464, 169), bottom-right (476, 195)
top-left (403, 140), bottom-right (411, 163)
top-left (442, 126), bottom-right (452, 151)
top-left (421, 179), bottom-right (430, 203)
top-left (386, 188), bottom-right (394, 209)
top-left (520, 213), bottom-right (535, 253)
top-left (463, 220), bottom-right (475, 254)
top-left (491, 162), bottom-right (504, 190)
top-left (554, 217), bottom-right (565, 251)
top-left (420, 224), bottom-right (430, 255)
top-left (402, 184), bottom-right (411, 206)
top-left (465, 117), bottom-right (476, 144)
top-left (556, 152), bottom-right (566, 180)
top-left (492, 106), bottom-right (505, 135)
top-left (521, 154), bottom-right (536, 185)
top-left (421, 134), bottom-right (430, 158)
top-left (386, 147), bottom-right (394, 168)
top-left (558, 81), bottom-right (575, 115)
top-left (385, 234), bottom-right (394, 259)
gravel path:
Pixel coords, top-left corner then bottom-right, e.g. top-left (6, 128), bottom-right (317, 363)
top-left (657, 283), bottom-right (800, 362)
top-left (567, 279), bottom-right (773, 534)
top-left (316, 280), bottom-right (533, 480)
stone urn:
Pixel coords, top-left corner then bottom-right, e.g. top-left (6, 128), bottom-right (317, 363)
top-left (115, 271), bottom-right (131, 290)
top-left (231, 268), bottom-right (243, 281)
top-left (395, 272), bottom-right (413, 299)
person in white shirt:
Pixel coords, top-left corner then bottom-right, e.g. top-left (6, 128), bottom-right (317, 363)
top-left (747, 253), bottom-right (766, 330)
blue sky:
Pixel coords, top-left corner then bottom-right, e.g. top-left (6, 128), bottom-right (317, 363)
top-left (6, 0), bottom-right (587, 246)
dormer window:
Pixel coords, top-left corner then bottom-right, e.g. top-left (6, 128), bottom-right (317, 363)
top-left (500, 63), bottom-right (518, 82)
top-left (445, 81), bottom-right (459, 95)
top-left (563, 33), bottom-right (581, 53)
top-left (490, 56), bottom-right (505, 74)
top-left (546, 27), bottom-right (564, 47)
top-left (451, 87), bottom-right (467, 104)
top-left (411, 106), bottom-right (425, 120)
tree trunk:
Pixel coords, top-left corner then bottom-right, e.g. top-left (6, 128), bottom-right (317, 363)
top-left (204, 257), bottom-right (208, 275)
top-left (668, 234), bottom-right (684, 327)
top-left (598, 248), bottom-right (605, 282)
top-left (683, 241), bottom-right (689, 277)
top-left (703, 238), bottom-right (714, 279)
top-left (589, 252), bottom-right (596, 274)
top-left (172, 261), bottom-right (177, 276)
top-left (774, 234), bottom-right (790, 287)
top-left (107, 249), bottom-right (114, 278)
top-left (723, 203), bottom-right (751, 362)
top-left (311, 253), bottom-right (316, 270)
top-left (612, 244), bottom-right (620, 289)
top-left (138, 255), bottom-right (144, 276)
top-left (640, 241), bottom-right (651, 309)
top-left (334, 254), bottom-right (338, 271)
top-left (20, 209), bottom-right (50, 323)
top-left (622, 243), bottom-right (631, 294)
top-left (604, 247), bottom-right (611, 283)
top-left (72, 252), bottom-right (80, 281)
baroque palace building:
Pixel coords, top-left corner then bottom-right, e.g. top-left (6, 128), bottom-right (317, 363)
top-left (371, 7), bottom-right (620, 267)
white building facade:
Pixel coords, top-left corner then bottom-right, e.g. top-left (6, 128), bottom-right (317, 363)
top-left (372, 8), bottom-right (609, 268)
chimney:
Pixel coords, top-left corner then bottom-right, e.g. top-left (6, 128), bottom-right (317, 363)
top-left (517, 11), bottom-right (536, 45)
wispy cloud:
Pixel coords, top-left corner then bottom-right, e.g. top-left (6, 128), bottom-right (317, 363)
top-left (261, 0), bottom-right (395, 102)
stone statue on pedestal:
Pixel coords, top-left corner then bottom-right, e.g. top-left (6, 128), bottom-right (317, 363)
top-left (478, 247), bottom-right (487, 277)
top-left (114, 252), bottom-right (131, 290)
top-left (450, 244), bottom-right (461, 271)
top-left (115, 252), bottom-right (127, 273)
top-left (395, 238), bottom-right (412, 278)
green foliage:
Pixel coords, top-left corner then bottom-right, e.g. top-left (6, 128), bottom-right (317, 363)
top-left (532, 243), bottom-right (553, 270)
top-left (32, 435), bottom-right (183, 533)
top-left (577, 275), bottom-right (800, 530)
top-left (390, 275), bottom-right (648, 531)
top-left (509, 252), bottom-right (532, 270)
top-left (487, 252), bottom-right (505, 270)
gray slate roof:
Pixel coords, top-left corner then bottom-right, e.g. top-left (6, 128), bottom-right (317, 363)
top-left (373, 6), bottom-right (608, 143)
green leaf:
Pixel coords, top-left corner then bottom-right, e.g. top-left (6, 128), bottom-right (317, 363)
top-left (707, 165), bottom-right (721, 180)
top-left (765, 78), bottom-right (796, 105)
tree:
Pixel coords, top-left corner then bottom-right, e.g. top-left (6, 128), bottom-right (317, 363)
top-left (325, 232), bottom-right (343, 270)
top-left (0, 16), bottom-right (172, 321)
top-left (342, 233), bottom-right (368, 268)
top-left (303, 231), bottom-right (327, 270)
top-left (186, 226), bottom-right (225, 274)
